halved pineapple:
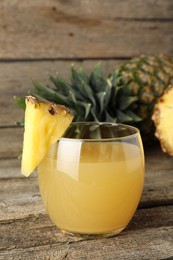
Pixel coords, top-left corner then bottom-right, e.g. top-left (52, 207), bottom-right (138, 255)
top-left (21, 96), bottom-right (73, 176)
top-left (152, 84), bottom-right (173, 156)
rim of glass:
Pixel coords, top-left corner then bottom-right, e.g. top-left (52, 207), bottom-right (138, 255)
top-left (60, 122), bottom-right (140, 142)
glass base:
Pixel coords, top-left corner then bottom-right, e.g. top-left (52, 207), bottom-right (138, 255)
top-left (61, 227), bottom-right (125, 239)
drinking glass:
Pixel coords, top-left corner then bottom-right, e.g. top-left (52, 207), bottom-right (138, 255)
top-left (38, 122), bottom-right (145, 237)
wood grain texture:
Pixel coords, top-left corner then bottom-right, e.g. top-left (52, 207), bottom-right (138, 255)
top-left (0, 59), bottom-right (123, 126)
top-left (0, 175), bottom-right (44, 222)
top-left (0, 127), bottom-right (23, 159)
top-left (0, 159), bottom-right (21, 178)
top-left (0, 0), bottom-right (173, 59)
top-left (0, 206), bottom-right (173, 260)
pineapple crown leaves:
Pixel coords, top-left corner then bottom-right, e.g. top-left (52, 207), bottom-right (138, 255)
top-left (15, 63), bottom-right (142, 125)
top-left (109, 69), bottom-right (141, 122)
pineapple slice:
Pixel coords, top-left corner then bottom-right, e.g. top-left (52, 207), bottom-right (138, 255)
top-left (152, 84), bottom-right (173, 156)
top-left (21, 96), bottom-right (73, 176)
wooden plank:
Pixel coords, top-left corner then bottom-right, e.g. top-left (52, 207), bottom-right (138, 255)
top-left (0, 0), bottom-right (173, 59)
top-left (0, 206), bottom-right (173, 260)
top-left (0, 127), bottom-right (23, 159)
top-left (0, 175), bottom-right (44, 222)
top-left (0, 59), bottom-right (123, 126)
top-left (0, 159), bottom-right (21, 178)
top-left (1, 0), bottom-right (173, 20)
top-left (40, 0), bottom-right (173, 19)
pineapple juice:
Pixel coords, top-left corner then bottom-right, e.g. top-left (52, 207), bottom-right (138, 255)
top-left (38, 140), bottom-right (144, 235)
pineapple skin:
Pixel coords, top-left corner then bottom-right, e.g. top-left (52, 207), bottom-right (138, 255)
top-left (152, 84), bottom-right (173, 156)
top-left (111, 55), bottom-right (173, 140)
top-left (21, 96), bottom-right (73, 176)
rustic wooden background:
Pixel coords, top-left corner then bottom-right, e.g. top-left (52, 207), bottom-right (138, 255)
top-left (0, 1), bottom-right (173, 259)
top-left (1, 0), bottom-right (173, 128)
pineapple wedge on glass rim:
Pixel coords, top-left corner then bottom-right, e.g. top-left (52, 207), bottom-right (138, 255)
top-left (21, 96), bottom-right (74, 177)
top-left (152, 84), bottom-right (173, 156)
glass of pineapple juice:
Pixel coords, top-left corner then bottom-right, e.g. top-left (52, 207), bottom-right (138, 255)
top-left (38, 122), bottom-right (145, 237)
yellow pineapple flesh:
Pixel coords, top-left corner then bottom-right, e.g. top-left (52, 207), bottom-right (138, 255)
top-left (152, 84), bottom-right (173, 156)
top-left (21, 96), bottom-right (73, 176)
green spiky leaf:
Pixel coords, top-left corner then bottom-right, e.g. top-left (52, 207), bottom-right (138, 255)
top-left (33, 82), bottom-right (70, 107)
top-left (14, 96), bottom-right (26, 110)
top-left (50, 75), bottom-right (70, 95)
top-left (116, 110), bottom-right (133, 123)
top-left (118, 96), bottom-right (138, 110)
top-left (125, 110), bottom-right (142, 122)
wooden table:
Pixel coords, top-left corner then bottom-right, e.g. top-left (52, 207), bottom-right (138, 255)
top-left (0, 1), bottom-right (173, 259)
top-left (1, 135), bottom-right (173, 259)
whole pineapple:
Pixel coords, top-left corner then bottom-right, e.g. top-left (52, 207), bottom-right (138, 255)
top-left (111, 55), bottom-right (173, 140)
top-left (16, 55), bottom-right (173, 142)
